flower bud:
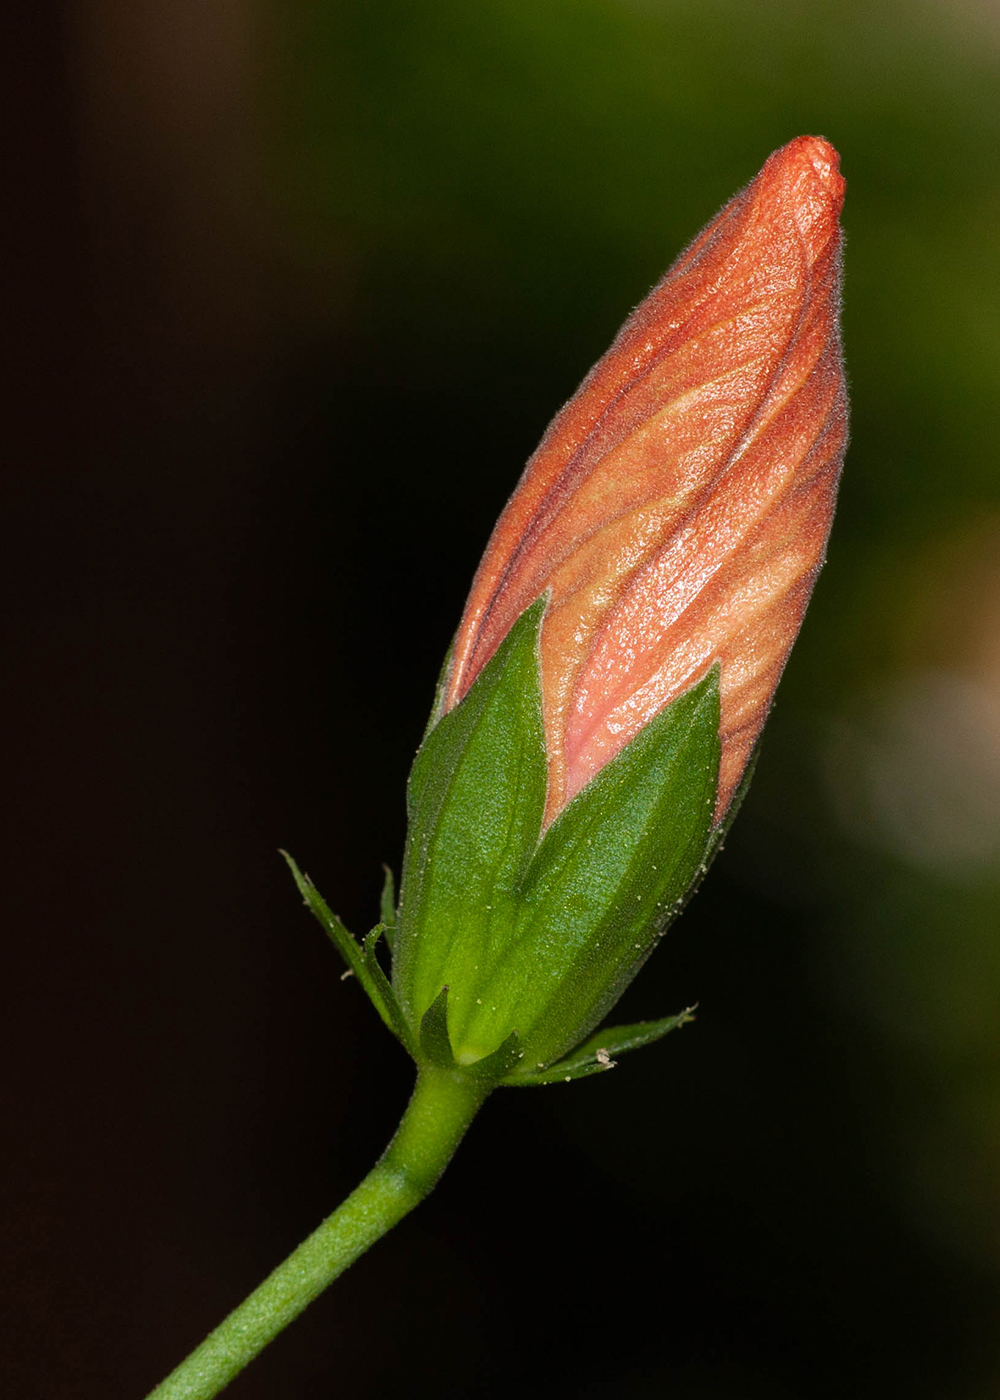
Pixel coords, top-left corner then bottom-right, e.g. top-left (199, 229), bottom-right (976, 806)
top-left (392, 137), bottom-right (847, 1080)
top-left (446, 135), bottom-right (846, 825)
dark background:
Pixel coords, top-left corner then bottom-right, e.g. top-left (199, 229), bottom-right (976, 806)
top-left (5, 2), bottom-right (1000, 1396)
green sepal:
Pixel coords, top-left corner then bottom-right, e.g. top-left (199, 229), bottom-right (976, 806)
top-left (453, 664), bottom-right (721, 1068)
top-left (504, 1008), bottom-right (696, 1085)
top-left (419, 986), bottom-right (456, 1067)
top-left (423, 635), bottom-right (456, 738)
top-left (361, 924), bottom-right (415, 1054)
top-left (393, 598), bottom-right (548, 1037)
top-left (281, 851), bottom-right (415, 1055)
top-left (416, 986), bottom-right (526, 1084)
top-left (463, 1030), bottom-right (525, 1084)
top-left (281, 849), bottom-right (360, 974)
top-left (379, 864), bottom-right (396, 951)
top-left (667, 741), bottom-right (760, 927)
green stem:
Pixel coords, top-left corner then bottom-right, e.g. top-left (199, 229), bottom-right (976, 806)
top-left (145, 1063), bottom-right (489, 1400)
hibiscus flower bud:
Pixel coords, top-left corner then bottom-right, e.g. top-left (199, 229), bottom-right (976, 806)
top-left (389, 136), bottom-right (847, 1082)
top-left (445, 134), bottom-right (847, 826)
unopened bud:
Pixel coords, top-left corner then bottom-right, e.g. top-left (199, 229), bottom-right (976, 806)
top-left (392, 137), bottom-right (848, 1080)
top-left (446, 134), bottom-right (846, 824)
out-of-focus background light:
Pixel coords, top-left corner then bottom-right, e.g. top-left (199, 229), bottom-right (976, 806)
top-left (4, 2), bottom-right (1000, 1396)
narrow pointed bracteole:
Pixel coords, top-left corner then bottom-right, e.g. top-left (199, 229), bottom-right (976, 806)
top-left (442, 135), bottom-right (847, 825)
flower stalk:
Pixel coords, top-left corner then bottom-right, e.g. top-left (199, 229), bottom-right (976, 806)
top-left (145, 1064), bottom-right (488, 1400)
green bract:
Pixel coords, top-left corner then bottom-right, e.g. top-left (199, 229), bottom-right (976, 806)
top-left (286, 600), bottom-right (725, 1087)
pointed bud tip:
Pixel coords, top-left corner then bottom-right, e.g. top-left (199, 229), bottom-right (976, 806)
top-left (773, 134), bottom-right (844, 197)
top-left (764, 136), bottom-right (845, 254)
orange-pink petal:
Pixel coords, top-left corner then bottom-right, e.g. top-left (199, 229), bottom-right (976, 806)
top-left (444, 136), bottom-right (847, 824)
